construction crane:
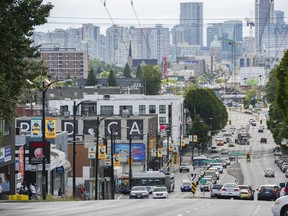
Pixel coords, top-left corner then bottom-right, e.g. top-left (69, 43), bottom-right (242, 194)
top-left (218, 36), bottom-right (240, 89)
top-left (245, 17), bottom-right (255, 54)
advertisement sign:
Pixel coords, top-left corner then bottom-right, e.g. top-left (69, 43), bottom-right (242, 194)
top-left (0, 146), bottom-right (12, 165)
top-left (169, 142), bottom-right (173, 152)
top-left (19, 146), bottom-right (24, 183)
top-left (29, 142), bottom-right (50, 164)
top-left (88, 147), bottom-right (96, 159)
top-left (105, 154), bottom-right (111, 167)
top-left (181, 141), bottom-right (186, 147)
top-left (45, 118), bottom-right (56, 139)
top-left (151, 148), bottom-right (156, 158)
top-left (83, 120), bottom-right (97, 136)
top-left (61, 120), bottom-right (76, 141)
top-left (31, 118), bottom-right (42, 137)
top-left (105, 120), bottom-right (121, 139)
top-left (98, 145), bottom-right (106, 160)
top-left (113, 154), bottom-right (120, 166)
top-left (158, 148), bottom-right (162, 158)
top-left (127, 120), bottom-right (143, 140)
top-left (0, 173), bottom-right (10, 192)
top-left (115, 143), bottom-right (145, 162)
top-left (193, 135), bottom-right (198, 143)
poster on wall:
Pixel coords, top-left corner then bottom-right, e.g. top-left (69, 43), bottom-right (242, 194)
top-left (0, 146), bottom-right (12, 165)
top-left (29, 142), bottom-right (50, 164)
top-left (115, 143), bottom-right (145, 162)
top-left (104, 120), bottom-right (122, 139)
top-left (45, 118), bottom-right (56, 139)
top-left (0, 173), bottom-right (10, 192)
top-left (61, 120), bottom-right (77, 141)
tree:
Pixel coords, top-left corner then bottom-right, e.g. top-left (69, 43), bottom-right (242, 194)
top-left (123, 63), bottom-right (131, 78)
top-left (188, 114), bottom-right (210, 153)
top-left (136, 65), bottom-right (142, 78)
top-left (96, 66), bottom-right (102, 75)
top-left (0, 1), bottom-right (53, 123)
top-left (141, 66), bottom-right (162, 95)
top-left (266, 68), bottom-right (278, 104)
top-left (107, 70), bottom-right (117, 86)
top-left (85, 68), bottom-right (98, 86)
top-left (184, 88), bottom-right (228, 131)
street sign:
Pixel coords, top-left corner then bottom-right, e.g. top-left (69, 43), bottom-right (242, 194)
top-left (200, 179), bottom-right (207, 185)
top-left (229, 151), bottom-right (244, 157)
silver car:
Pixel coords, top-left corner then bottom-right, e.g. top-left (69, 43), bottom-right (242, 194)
top-left (152, 187), bottom-right (168, 199)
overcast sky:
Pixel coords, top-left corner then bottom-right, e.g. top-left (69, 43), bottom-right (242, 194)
top-left (36, 0), bottom-right (288, 36)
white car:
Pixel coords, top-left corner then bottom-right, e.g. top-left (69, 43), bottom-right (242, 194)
top-left (264, 168), bottom-right (275, 177)
top-left (220, 183), bottom-right (241, 199)
top-left (272, 195), bottom-right (288, 216)
top-left (212, 165), bottom-right (224, 174)
top-left (152, 187), bottom-right (168, 199)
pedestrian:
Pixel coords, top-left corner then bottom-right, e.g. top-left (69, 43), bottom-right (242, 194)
top-left (80, 184), bottom-right (86, 200)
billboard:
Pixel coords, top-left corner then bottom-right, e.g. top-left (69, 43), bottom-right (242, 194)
top-left (45, 118), bottom-right (56, 139)
top-left (31, 118), bottom-right (42, 137)
top-left (115, 143), bottom-right (145, 162)
top-left (61, 120), bottom-right (77, 141)
top-left (29, 142), bottom-right (50, 164)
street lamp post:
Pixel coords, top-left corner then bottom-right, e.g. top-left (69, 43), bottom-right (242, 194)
top-left (95, 116), bottom-right (108, 200)
top-left (129, 134), bottom-right (132, 198)
top-left (72, 100), bottom-right (90, 198)
top-left (179, 124), bottom-right (182, 164)
top-left (110, 127), bottom-right (115, 200)
top-left (41, 80), bottom-right (58, 200)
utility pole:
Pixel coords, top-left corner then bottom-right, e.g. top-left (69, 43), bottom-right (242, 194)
top-left (110, 128), bottom-right (115, 200)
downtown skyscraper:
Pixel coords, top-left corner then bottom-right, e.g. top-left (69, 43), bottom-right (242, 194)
top-left (172, 2), bottom-right (203, 47)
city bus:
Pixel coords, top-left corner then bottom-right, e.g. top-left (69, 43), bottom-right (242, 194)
top-left (131, 171), bottom-right (175, 193)
top-left (192, 156), bottom-right (208, 169)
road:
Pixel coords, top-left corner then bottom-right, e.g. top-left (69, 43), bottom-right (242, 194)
top-left (0, 199), bottom-right (274, 216)
top-left (0, 108), bottom-right (280, 215)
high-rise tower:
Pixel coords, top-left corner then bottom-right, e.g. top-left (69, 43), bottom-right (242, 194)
top-left (255, 0), bottom-right (274, 53)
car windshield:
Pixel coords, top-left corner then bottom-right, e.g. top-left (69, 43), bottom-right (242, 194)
top-left (154, 187), bottom-right (167, 192)
top-left (224, 183), bottom-right (237, 188)
top-left (132, 187), bottom-right (147, 191)
top-left (213, 185), bottom-right (223, 189)
top-left (239, 185), bottom-right (249, 190)
top-left (182, 182), bottom-right (191, 186)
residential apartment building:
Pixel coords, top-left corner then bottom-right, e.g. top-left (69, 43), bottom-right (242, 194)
top-left (40, 44), bottom-right (89, 80)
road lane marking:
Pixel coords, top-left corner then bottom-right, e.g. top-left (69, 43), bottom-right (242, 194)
top-left (218, 169), bottom-right (228, 184)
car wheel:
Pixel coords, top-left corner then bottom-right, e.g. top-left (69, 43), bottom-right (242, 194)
top-left (280, 205), bottom-right (288, 216)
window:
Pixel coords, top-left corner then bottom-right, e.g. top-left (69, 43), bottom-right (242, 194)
top-left (159, 105), bottom-right (166, 114)
top-left (81, 102), bottom-right (97, 116)
top-left (159, 117), bottom-right (166, 125)
top-left (120, 106), bottom-right (133, 116)
top-left (149, 105), bottom-right (156, 114)
top-left (60, 105), bottom-right (68, 116)
top-left (139, 105), bottom-right (146, 114)
top-left (100, 106), bottom-right (114, 115)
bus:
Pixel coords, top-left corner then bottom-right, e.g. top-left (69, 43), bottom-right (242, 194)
top-left (131, 171), bottom-right (175, 193)
top-left (192, 156), bottom-right (207, 169)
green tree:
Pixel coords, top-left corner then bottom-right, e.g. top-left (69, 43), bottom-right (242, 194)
top-left (141, 66), bottom-right (162, 95)
top-left (96, 66), bottom-right (102, 75)
top-left (188, 114), bottom-right (210, 153)
top-left (85, 68), bottom-right (98, 86)
top-left (0, 1), bottom-right (53, 122)
top-left (107, 70), bottom-right (117, 86)
top-left (136, 65), bottom-right (142, 78)
top-left (123, 63), bottom-right (131, 78)
top-left (184, 88), bottom-right (228, 131)
top-left (266, 68), bottom-right (278, 104)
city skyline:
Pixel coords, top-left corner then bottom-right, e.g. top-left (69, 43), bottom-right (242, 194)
top-left (36, 0), bottom-right (288, 38)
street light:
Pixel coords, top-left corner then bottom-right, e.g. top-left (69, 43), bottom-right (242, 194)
top-left (95, 116), bottom-right (109, 200)
top-left (129, 134), bottom-right (132, 198)
top-left (72, 100), bottom-right (91, 198)
top-left (41, 79), bottom-right (58, 200)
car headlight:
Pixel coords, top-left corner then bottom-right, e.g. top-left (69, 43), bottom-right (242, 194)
top-left (130, 193), bottom-right (135, 196)
top-left (274, 200), bottom-right (281, 205)
top-left (142, 192), bottom-right (148, 196)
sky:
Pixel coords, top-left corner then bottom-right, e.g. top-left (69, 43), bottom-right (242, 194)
top-left (36, 0), bottom-right (288, 37)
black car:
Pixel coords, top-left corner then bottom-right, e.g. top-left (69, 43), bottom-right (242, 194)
top-left (257, 185), bottom-right (280, 201)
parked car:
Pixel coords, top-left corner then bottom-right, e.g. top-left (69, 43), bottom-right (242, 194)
top-left (264, 168), bottom-right (275, 177)
top-left (257, 185), bottom-right (280, 201)
top-left (271, 195), bottom-right (288, 216)
top-left (179, 162), bottom-right (190, 172)
top-left (280, 179), bottom-right (288, 196)
top-left (152, 187), bottom-right (168, 199)
top-left (180, 179), bottom-right (192, 192)
top-left (130, 186), bottom-right (149, 199)
top-left (220, 183), bottom-right (241, 199)
top-left (210, 184), bottom-right (223, 198)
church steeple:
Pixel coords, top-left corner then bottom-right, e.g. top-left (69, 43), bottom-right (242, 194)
top-left (127, 40), bottom-right (133, 67)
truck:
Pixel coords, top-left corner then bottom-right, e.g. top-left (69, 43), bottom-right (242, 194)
top-left (235, 132), bottom-right (249, 144)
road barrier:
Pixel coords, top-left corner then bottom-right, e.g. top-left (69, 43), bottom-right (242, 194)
top-left (191, 182), bottom-right (197, 196)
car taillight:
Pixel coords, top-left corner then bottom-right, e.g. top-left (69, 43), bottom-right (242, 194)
top-left (222, 188), bottom-right (226, 191)
top-left (285, 187), bottom-right (288, 193)
top-left (234, 189), bottom-right (239, 191)
top-left (210, 189), bottom-right (212, 193)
